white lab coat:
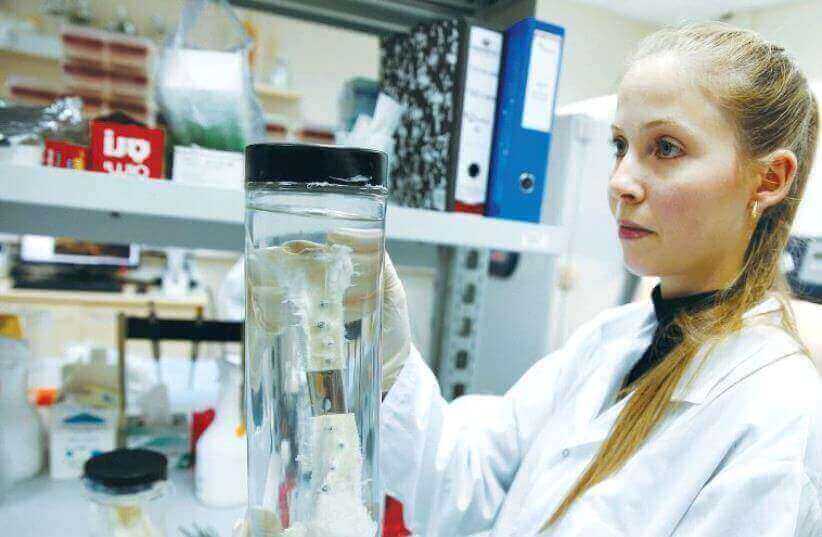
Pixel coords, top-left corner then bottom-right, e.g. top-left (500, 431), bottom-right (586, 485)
top-left (380, 296), bottom-right (822, 536)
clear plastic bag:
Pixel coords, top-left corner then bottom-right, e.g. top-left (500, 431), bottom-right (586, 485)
top-left (156, 0), bottom-right (265, 152)
top-left (0, 97), bottom-right (85, 144)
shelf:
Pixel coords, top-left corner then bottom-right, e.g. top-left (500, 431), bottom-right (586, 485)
top-left (254, 83), bottom-right (302, 100)
top-left (0, 165), bottom-right (568, 254)
top-left (0, 287), bottom-right (208, 310)
top-left (229, 0), bottom-right (518, 35)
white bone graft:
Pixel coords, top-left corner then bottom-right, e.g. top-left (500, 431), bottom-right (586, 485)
top-left (248, 238), bottom-right (376, 536)
top-left (307, 413), bottom-right (376, 536)
top-left (327, 229), bottom-right (383, 323)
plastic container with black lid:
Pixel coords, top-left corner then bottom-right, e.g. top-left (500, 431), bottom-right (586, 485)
top-left (244, 143), bottom-right (388, 536)
top-left (83, 448), bottom-right (169, 537)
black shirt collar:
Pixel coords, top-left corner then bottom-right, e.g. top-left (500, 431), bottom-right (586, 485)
top-left (621, 284), bottom-right (721, 390)
top-left (651, 284), bottom-right (719, 325)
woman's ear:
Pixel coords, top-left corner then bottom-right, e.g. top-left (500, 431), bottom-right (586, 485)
top-left (753, 149), bottom-right (798, 211)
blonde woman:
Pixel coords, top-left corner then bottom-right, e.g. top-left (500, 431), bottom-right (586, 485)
top-left (378, 22), bottom-right (821, 536)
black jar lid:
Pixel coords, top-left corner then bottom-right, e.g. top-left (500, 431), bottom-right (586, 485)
top-left (245, 143), bottom-right (388, 188)
top-left (84, 448), bottom-right (167, 490)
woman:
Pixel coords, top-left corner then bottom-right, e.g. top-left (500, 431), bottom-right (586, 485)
top-left (378, 22), bottom-right (821, 536)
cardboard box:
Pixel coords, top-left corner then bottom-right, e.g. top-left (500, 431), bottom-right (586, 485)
top-left (124, 413), bottom-right (192, 469)
top-left (49, 403), bottom-right (117, 479)
top-left (172, 145), bottom-right (244, 189)
top-left (43, 140), bottom-right (88, 170)
top-left (90, 120), bottom-right (165, 178)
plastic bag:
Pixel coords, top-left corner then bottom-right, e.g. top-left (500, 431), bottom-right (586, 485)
top-left (0, 97), bottom-right (85, 144)
top-left (156, 0), bottom-right (265, 152)
top-left (335, 93), bottom-right (403, 167)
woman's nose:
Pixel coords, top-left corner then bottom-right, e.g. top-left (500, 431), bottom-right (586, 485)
top-left (608, 159), bottom-right (645, 205)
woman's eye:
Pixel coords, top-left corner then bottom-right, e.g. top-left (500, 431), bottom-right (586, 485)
top-left (611, 137), bottom-right (627, 158)
top-left (656, 137), bottom-right (683, 158)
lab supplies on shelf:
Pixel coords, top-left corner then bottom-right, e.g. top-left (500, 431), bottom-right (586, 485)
top-left (50, 403), bottom-right (118, 480)
top-left (60, 25), bottom-right (157, 125)
top-left (43, 139), bottom-right (88, 169)
top-left (49, 345), bottom-right (118, 480)
top-left (156, 0), bottom-right (265, 152)
top-left (83, 448), bottom-right (169, 537)
top-left (381, 18), bottom-right (503, 213)
top-left (89, 117), bottom-right (166, 179)
top-left (172, 145), bottom-right (244, 190)
top-left (339, 78), bottom-right (379, 131)
top-left (194, 357), bottom-right (246, 507)
top-left (486, 18), bottom-right (565, 223)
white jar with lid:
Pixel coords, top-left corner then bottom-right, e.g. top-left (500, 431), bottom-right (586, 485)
top-left (84, 448), bottom-right (170, 537)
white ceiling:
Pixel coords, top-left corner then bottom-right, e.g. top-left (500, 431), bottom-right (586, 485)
top-left (568, 0), bottom-right (804, 25)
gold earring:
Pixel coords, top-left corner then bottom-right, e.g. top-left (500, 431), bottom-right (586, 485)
top-left (750, 200), bottom-right (760, 220)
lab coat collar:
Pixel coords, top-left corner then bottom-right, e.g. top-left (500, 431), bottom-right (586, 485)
top-left (562, 296), bottom-right (799, 451)
top-left (563, 297), bottom-right (799, 448)
top-left (563, 389), bottom-right (634, 451)
top-left (670, 296), bottom-right (802, 404)
top-left (560, 307), bottom-right (656, 450)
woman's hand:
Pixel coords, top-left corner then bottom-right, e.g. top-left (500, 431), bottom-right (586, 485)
top-left (381, 253), bottom-right (412, 392)
top-left (248, 233), bottom-right (412, 393)
top-left (324, 229), bottom-right (412, 391)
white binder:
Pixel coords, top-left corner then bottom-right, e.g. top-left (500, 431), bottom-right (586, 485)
top-left (451, 25), bottom-right (503, 213)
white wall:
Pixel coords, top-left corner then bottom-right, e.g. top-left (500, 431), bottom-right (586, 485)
top-left (241, 11), bottom-right (379, 127)
top-left (535, 0), bottom-right (658, 107)
top-left (724, 2), bottom-right (822, 236)
top-left (726, 1), bottom-right (822, 85)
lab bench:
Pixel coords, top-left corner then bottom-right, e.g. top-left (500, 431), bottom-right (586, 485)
top-left (2, 469), bottom-right (244, 537)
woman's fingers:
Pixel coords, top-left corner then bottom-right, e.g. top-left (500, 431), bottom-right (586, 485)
top-left (383, 252), bottom-right (406, 299)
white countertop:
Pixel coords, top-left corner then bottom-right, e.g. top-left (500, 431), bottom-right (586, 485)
top-left (1, 469), bottom-right (245, 537)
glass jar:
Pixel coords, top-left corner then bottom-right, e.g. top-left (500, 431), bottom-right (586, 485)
top-left (84, 448), bottom-right (169, 537)
top-left (244, 143), bottom-right (388, 536)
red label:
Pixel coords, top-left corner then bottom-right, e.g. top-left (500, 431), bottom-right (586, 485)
top-left (454, 200), bottom-right (485, 214)
top-left (43, 140), bottom-right (88, 170)
top-left (89, 120), bottom-right (165, 179)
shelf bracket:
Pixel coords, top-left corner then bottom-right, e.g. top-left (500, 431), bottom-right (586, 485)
top-left (434, 246), bottom-right (490, 400)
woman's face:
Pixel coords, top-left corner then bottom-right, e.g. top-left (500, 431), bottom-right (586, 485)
top-left (609, 53), bottom-right (754, 295)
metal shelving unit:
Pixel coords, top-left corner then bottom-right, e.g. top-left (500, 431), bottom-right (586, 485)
top-left (1, 0), bottom-right (544, 397)
top-left (0, 160), bottom-right (556, 396)
top-left (228, 0), bottom-right (522, 35)
top-left (434, 246), bottom-right (492, 400)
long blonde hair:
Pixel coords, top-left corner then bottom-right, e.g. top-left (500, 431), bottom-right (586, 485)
top-left (545, 21), bottom-right (819, 528)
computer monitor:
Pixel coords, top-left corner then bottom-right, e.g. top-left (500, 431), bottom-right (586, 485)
top-left (20, 235), bottom-right (140, 268)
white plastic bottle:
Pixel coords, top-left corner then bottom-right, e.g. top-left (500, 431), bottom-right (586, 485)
top-left (195, 356), bottom-right (247, 507)
top-left (0, 315), bottom-right (43, 494)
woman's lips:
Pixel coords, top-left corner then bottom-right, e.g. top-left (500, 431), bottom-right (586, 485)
top-left (618, 220), bottom-right (653, 240)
